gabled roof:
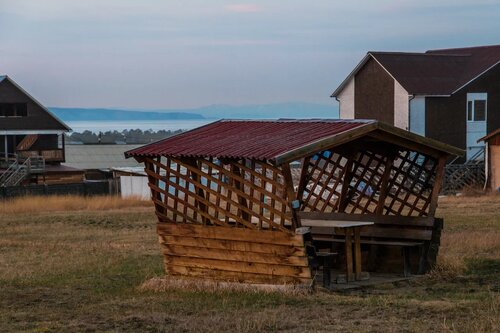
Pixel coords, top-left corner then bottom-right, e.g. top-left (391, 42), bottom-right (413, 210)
top-left (478, 128), bottom-right (500, 143)
top-left (0, 75), bottom-right (71, 131)
top-left (125, 119), bottom-right (463, 164)
top-left (331, 45), bottom-right (500, 97)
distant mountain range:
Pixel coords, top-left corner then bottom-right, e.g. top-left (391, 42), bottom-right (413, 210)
top-left (49, 102), bottom-right (339, 121)
top-left (49, 108), bottom-right (204, 121)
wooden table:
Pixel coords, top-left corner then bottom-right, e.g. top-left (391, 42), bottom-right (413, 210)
top-left (301, 219), bottom-right (374, 282)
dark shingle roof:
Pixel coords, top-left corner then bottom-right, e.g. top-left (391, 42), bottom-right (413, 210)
top-left (370, 52), bottom-right (470, 95)
top-left (332, 45), bottom-right (500, 97)
top-left (0, 75), bottom-right (71, 131)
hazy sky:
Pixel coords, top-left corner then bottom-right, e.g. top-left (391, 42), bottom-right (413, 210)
top-left (1, 0), bottom-right (499, 109)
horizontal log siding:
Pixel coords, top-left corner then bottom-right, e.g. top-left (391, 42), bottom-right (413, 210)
top-left (157, 223), bottom-right (312, 285)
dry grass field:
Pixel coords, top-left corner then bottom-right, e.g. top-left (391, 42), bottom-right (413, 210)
top-left (0, 195), bottom-right (499, 332)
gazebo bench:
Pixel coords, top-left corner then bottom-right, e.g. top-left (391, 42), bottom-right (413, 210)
top-left (297, 227), bottom-right (337, 287)
top-left (298, 212), bottom-right (443, 277)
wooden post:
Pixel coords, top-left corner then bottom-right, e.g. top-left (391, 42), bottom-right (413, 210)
top-left (281, 162), bottom-right (300, 229)
top-left (427, 155), bottom-right (447, 216)
top-left (375, 155), bottom-right (395, 215)
top-left (145, 157), bottom-right (165, 218)
top-left (4, 135), bottom-right (7, 161)
top-left (338, 154), bottom-right (355, 213)
top-left (344, 228), bottom-right (354, 282)
top-left (296, 156), bottom-right (311, 207)
top-left (354, 227), bottom-right (362, 280)
top-left (230, 163), bottom-right (251, 224)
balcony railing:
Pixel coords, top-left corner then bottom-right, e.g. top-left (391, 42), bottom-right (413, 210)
top-left (17, 149), bottom-right (64, 162)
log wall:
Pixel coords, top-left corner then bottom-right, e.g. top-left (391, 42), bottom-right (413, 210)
top-left (157, 223), bottom-right (312, 285)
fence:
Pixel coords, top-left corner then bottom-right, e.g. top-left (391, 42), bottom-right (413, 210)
top-left (442, 162), bottom-right (485, 194)
top-left (0, 180), bottom-right (112, 199)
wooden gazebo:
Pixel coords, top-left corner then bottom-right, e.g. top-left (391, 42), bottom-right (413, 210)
top-left (125, 119), bottom-right (462, 285)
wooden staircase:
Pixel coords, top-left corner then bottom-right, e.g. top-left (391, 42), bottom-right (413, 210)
top-left (442, 148), bottom-right (485, 194)
top-left (16, 134), bottom-right (39, 151)
top-left (0, 156), bottom-right (45, 187)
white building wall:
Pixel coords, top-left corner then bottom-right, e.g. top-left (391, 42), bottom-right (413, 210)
top-left (337, 77), bottom-right (355, 119)
top-left (120, 175), bottom-right (150, 200)
top-left (394, 81), bottom-right (409, 130)
top-left (409, 96), bottom-right (426, 136)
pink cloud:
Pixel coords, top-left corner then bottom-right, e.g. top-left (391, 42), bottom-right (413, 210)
top-left (224, 4), bottom-right (262, 13)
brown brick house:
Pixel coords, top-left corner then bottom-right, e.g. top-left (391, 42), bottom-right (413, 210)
top-left (331, 45), bottom-right (500, 160)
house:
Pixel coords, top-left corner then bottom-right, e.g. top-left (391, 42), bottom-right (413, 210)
top-left (0, 75), bottom-right (84, 185)
top-left (331, 45), bottom-right (500, 160)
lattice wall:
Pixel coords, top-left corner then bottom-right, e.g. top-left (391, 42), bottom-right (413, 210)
top-left (301, 151), bottom-right (349, 212)
top-left (300, 148), bottom-right (439, 217)
top-left (144, 156), bottom-right (293, 232)
top-left (383, 151), bottom-right (437, 216)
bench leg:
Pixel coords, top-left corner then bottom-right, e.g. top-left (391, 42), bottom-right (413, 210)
top-left (345, 230), bottom-right (354, 282)
top-left (403, 247), bottom-right (411, 277)
top-left (367, 244), bottom-right (379, 271)
top-left (322, 257), bottom-right (332, 288)
top-left (418, 241), bottom-right (430, 274)
top-left (354, 227), bottom-right (362, 280)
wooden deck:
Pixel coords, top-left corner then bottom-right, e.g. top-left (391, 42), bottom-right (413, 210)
top-left (315, 271), bottom-right (420, 291)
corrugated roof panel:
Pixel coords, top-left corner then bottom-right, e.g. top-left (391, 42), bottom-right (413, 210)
top-left (125, 119), bottom-right (372, 161)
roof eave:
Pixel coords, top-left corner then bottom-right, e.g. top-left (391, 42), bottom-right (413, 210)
top-left (478, 128), bottom-right (500, 143)
top-left (330, 53), bottom-right (372, 98)
top-left (375, 122), bottom-right (464, 157)
top-left (451, 60), bottom-right (500, 95)
top-left (274, 121), bottom-right (378, 165)
top-left (275, 121), bottom-right (464, 165)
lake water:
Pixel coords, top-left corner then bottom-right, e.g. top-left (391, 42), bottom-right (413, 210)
top-left (65, 119), bottom-right (215, 133)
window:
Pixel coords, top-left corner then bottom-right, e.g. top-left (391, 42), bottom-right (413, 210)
top-left (466, 93), bottom-right (487, 122)
top-left (474, 100), bottom-right (486, 121)
top-left (0, 103), bottom-right (28, 117)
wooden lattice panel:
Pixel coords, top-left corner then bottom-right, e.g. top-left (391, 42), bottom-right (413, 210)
top-left (383, 151), bottom-right (437, 216)
top-left (299, 147), bottom-right (440, 217)
top-left (301, 151), bottom-right (349, 212)
top-left (344, 150), bottom-right (389, 214)
top-left (144, 156), bottom-right (293, 232)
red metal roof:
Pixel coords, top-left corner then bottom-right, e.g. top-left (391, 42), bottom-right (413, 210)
top-left (125, 119), bottom-right (372, 161)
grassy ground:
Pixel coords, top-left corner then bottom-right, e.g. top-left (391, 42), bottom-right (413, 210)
top-left (0, 195), bottom-right (499, 332)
